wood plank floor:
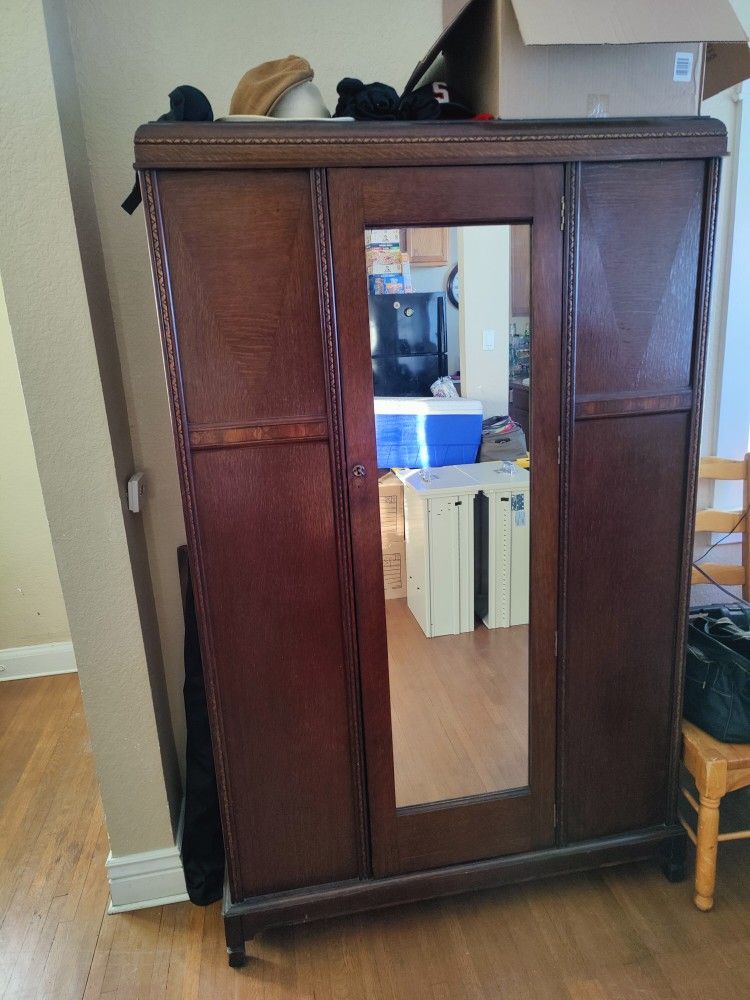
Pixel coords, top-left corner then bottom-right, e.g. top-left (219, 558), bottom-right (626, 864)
top-left (2, 674), bottom-right (750, 999)
top-left (386, 599), bottom-right (528, 806)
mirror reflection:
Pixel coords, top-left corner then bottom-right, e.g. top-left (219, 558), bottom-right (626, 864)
top-left (365, 224), bottom-right (531, 808)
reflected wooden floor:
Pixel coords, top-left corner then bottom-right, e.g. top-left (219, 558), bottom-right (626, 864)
top-left (386, 598), bottom-right (528, 807)
top-left (2, 674), bottom-right (750, 999)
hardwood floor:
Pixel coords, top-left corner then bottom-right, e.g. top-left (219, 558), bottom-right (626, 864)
top-left (2, 674), bottom-right (750, 999)
top-left (386, 598), bottom-right (528, 806)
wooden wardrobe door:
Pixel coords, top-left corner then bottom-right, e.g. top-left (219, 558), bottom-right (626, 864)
top-left (328, 165), bottom-right (563, 876)
top-left (561, 159), bottom-right (713, 842)
top-left (148, 170), bottom-right (364, 899)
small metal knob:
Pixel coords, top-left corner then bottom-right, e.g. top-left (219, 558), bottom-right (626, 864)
top-left (352, 464), bottom-right (366, 478)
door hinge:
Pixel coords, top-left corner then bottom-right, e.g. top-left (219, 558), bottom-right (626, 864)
top-left (560, 195), bottom-right (565, 231)
top-left (554, 630), bottom-right (558, 657)
top-left (557, 435), bottom-right (561, 465)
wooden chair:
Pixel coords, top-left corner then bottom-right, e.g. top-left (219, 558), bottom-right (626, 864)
top-left (690, 453), bottom-right (750, 598)
top-left (680, 721), bottom-right (750, 911)
top-left (680, 453), bottom-right (750, 910)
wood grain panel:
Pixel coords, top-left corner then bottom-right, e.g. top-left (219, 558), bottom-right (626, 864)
top-left (156, 170), bottom-right (327, 427)
top-left (574, 390), bottom-right (693, 420)
top-left (562, 412), bottom-right (690, 842)
top-left (190, 443), bottom-right (360, 896)
top-left (189, 418), bottom-right (327, 449)
top-left (576, 160), bottom-right (704, 397)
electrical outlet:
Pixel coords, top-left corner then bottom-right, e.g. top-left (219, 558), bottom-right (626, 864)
top-left (482, 329), bottom-right (495, 351)
top-left (127, 472), bottom-right (145, 513)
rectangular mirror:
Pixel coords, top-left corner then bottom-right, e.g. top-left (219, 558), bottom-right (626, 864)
top-left (364, 224), bottom-right (532, 809)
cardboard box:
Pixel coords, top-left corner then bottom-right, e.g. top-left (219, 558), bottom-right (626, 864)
top-left (366, 246), bottom-right (402, 268)
top-left (407, 0), bottom-right (750, 120)
top-left (378, 472), bottom-right (405, 538)
top-left (366, 229), bottom-right (401, 246)
top-left (367, 260), bottom-right (403, 276)
top-left (368, 274), bottom-right (406, 295)
top-left (382, 536), bottom-right (407, 600)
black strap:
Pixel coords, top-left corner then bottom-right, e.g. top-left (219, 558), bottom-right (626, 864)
top-left (121, 177), bottom-right (143, 215)
top-left (122, 85), bottom-right (213, 214)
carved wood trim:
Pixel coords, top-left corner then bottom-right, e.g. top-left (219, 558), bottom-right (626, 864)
top-left (141, 170), bottom-right (243, 898)
top-left (557, 161), bottom-right (578, 847)
top-left (666, 157), bottom-right (721, 824)
top-left (136, 124), bottom-right (726, 147)
top-left (311, 168), bottom-right (371, 878)
top-left (134, 121), bottom-right (727, 172)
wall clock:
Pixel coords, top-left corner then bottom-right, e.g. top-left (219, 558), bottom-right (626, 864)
top-left (447, 264), bottom-right (459, 308)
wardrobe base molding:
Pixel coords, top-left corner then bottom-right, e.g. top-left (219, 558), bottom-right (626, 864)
top-left (225, 825), bottom-right (685, 942)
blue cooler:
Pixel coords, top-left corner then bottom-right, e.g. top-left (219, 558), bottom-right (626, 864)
top-left (374, 397), bottom-right (483, 469)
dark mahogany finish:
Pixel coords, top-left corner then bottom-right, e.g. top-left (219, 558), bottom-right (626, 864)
top-left (574, 161), bottom-right (704, 399)
top-left (328, 164), bottom-right (561, 877)
top-left (136, 118), bottom-right (724, 965)
top-left (559, 158), bottom-right (718, 845)
top-left (147, 168), bottom-right (366, 901)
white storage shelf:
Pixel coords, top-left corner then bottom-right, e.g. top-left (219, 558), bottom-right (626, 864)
top-left (397, 464), bottom-right (530, 638)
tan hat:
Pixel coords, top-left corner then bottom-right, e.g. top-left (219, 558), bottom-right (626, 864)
top-left (229, 56), bottom-right (313, 116)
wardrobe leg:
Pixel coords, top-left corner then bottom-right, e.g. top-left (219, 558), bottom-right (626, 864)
top-left (662, 832), bottom-right (687, 883)
top-left (225, 914), bottom-right (247, 968)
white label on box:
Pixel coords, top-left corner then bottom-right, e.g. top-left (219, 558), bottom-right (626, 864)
top-left (383, 551), bottom-right (404, 591)
top-left (586, 94), bottom-right (610, 118)
top-left (379, 495), bottom-right (399, 533)
top-left (673, 52), bottom-right (694, 83)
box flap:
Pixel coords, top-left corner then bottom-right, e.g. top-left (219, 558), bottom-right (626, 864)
top-left (404, 0), bottom-right (475, 94)
top-left (511, 0), bottom-right (747, 46)
top-left (704, 40), bottom-right (750, 98)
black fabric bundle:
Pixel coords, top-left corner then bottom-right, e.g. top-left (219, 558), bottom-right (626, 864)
top-left (122, 85), bottom-right (213, 214)
top-left (181, 562), bottom-right (225, 905)
top-left (684, 604), bottom-right (750, 743)
top-left (334, 78), bottom-right (472, 121)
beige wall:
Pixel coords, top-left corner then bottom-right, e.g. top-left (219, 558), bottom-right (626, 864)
top-left (0, 279), bottom-right (70, 650)
top-left (0, 0), bottom-right (178, 858)
top-left (60, 0), bottom-right (443, 775)
top-left (459, 226), bottom-right (512, 418)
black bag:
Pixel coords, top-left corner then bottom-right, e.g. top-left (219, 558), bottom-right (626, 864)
top-left (684, 604), bottom-right (750, 743)
top-left (180, 554), bottom-right (225, 905)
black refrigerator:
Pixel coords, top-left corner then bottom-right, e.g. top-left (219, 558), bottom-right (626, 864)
top-left (368, 292), bottom-right (447, 396)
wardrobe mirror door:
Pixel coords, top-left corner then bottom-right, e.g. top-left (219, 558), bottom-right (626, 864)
top-left (363, 224), bottom-right (532, 809)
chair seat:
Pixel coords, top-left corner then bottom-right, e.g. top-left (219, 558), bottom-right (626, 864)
top-left (682, 719), bottom-right (750, 771)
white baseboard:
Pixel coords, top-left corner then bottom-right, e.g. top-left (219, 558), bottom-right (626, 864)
top-left (107, 799), bottom-right (189, 912)
top-left (0, 641), bottom-right (77, 681)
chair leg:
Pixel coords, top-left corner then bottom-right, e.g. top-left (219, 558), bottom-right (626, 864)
top-left (694, 793), bottom-right (721, 911)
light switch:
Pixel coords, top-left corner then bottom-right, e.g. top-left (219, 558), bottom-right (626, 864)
top-left (482, 329), bottom-right (495, 351)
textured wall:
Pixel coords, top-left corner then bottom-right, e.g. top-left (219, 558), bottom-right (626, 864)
top-left (61, 0), bottom-right (442, 773)
top-left (0, 0), bottom-right (178, 857)
top-left (0, 278), bottom-right (70, 650)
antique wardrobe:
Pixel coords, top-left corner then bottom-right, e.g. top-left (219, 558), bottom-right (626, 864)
top-left (135, 118), bottom-right (724, 966)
